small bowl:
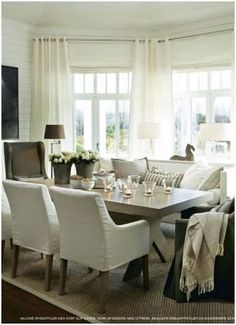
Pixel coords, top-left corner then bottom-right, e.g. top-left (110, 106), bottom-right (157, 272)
top-left (70, 175), bottom-right (83, 188)
top-left (80, 179), bottom-right (95, 191)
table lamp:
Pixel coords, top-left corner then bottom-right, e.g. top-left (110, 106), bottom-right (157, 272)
top-left (137, 122), bottom-right (162, 157)
top-left (44, 124), bottom-right (65, 153)
top-left (44, 124), bottom-right (65, 177)
top-left (199, 123), bottom-right (232, 160)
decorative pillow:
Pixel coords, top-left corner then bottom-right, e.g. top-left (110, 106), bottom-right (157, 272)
top-left (145, 167), bottom-right (183, 188)
top-left (180, 162), bottom-right (223, 190)
top-left (111, 157), bottom-right (149, 182)
top-left (99, 157), bottom-right (114, 172)
top-left (197, 167), bottom-right (223, 191)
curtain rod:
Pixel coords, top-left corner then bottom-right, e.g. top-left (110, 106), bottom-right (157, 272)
top-left (168, 28), bottom-right (233, 42)
top-left (33, 28), bottom-right (233, 43)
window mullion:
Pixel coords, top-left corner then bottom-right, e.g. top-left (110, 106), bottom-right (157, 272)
top-left (189, 95), bottom-right (193, 144)
top-left (115, 99), bottom-right (119, 157)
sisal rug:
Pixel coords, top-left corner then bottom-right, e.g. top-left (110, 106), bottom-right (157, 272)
top-left (2, 242), bottom-right (234, 324)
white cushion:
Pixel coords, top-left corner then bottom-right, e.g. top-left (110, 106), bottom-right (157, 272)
top-left (180, 162), bottom-right (223, 190)
top-left (112, 157), bottom-right (149, 182)
top-left (100, 157), bottom-right (114, 172)
top-left (198, 167), bottom-right (223, 191)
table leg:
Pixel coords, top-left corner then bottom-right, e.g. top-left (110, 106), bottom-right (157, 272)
top-left (123, 258), bottom-right (142, 282)
top-left (123, 218), bottom-right (171, 281)
top-left (148, 218), bottom-right (171, 263)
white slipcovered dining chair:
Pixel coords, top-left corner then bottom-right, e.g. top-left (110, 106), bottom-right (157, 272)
top-left (50, 186), bottom-right (150, 313)
top-left (3, 180), bottom-right (59, 291)
top-left (2, 185), bottom-right (12, 256)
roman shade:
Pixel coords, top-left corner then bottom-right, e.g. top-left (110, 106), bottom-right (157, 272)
top-left (172, 31), bottom-right (234, 69)
top-left (68, 41), bottom-right (133, 69)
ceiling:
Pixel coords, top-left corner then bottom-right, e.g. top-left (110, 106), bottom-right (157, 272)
top-left (2, 1), bottom-right (234, 31)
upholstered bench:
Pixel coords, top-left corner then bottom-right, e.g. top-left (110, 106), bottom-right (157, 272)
top-left (163, 198), bottom-right (234, 302)
top-left (95, 157), bottom-right (228, 238)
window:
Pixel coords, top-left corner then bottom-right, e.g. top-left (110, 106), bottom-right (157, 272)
top-left (173, 69), bottom-right (232, 158)
top-left (73, 72), bottom-right (132, 158)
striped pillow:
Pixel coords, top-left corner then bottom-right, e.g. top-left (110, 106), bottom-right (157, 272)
top-left (144, 167), bottom-right (183, 188)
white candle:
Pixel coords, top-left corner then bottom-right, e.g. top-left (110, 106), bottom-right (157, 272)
top-left (125, 189), bottom-right (132, 196)
top-left (146, 188), bottom-right (152, 195)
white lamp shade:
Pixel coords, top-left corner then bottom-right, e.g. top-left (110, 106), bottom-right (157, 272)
top-left (199, 123), bottom-right (232, 141)
top-left (137, 123), bottom-right (162, 139)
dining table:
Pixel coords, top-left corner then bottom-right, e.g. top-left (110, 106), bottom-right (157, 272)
top-left (27, 178), bottom-right (213, 280)
top-left (95, 184), bottom-right (212, 261)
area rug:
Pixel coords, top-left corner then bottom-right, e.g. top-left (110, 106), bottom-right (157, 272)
top-left (2, 242), bottom-right (234, 324)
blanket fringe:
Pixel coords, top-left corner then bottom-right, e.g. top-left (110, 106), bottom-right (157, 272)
top-left (180, 274), bottom-right (214, 301)
top-left (198, 278), bottom-right (214, 294)
top-left (179, 273), bottom-right (197, 292)
top-left (217, 243), bottom-right (224, 256)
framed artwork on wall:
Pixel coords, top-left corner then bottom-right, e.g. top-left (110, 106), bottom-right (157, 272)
top-left (2, 65), bottom-right (19, 139)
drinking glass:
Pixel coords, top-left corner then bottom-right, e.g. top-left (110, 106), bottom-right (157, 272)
top-left (162, 177), bottom-right (175, 193)
top-left (127, 175), bottom-right (140, 189)
top-left (143, 181), bottom-right (156, 197)
top-left (122, 181), bottom-right (133, 198)
top-left (102, 175), bottom-right (114, 192)
top-left (117, 178), bottom-right (128, 192)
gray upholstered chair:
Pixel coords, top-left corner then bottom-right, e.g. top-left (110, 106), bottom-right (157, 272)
top-left (4, 141), bottom-right (48, 180)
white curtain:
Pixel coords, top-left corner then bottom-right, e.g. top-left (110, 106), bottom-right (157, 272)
top-left (30, 38), bottom-right (73, 153)
top-left (154, 40), bottom-right (173, 159)
top-left (129, 39), bottom-right (172, 159)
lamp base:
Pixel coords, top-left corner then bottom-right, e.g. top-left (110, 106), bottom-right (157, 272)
top-left (205, 141), bottom-right (229, 162)
top-left (50, 140), bottom-right (61, 178)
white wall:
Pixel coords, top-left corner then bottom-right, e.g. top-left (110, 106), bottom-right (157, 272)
top-left (2, 18), bottom-right (34, 141)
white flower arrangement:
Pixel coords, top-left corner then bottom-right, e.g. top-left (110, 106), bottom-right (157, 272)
top-left (49, 152), bottom-right (74, 164)
top-left (73, 150), bottom-right (99, 164)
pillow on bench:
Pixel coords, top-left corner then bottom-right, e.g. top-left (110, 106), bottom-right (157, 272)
top-left (179, 162), bottom-right (223, 191)
top-left (111, 157), bottom-right (149, 182)
top-left (145, 167), bottom-right (184, 188)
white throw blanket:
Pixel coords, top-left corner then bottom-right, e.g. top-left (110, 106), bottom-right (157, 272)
top-left (179, 211), bottom-right (229, 301)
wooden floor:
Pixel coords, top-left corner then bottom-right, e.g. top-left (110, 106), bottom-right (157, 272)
top-left (2, 281), bottom-right (88, 323)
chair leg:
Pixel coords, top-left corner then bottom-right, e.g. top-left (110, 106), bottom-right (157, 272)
top-left (10, 238), bottom-right (13, 249)
top-left (99, 271), bottom-right (109, 314)
top-left (59, 258), bottom-right (68, 295)
top-left (11, 244), bottom-right (20, 278)
top-left (40, 253), bottom-right (43, 259)
top-left (2, 240), bottom-right (5, 260)
top-left (45, 254), bottom-right (54, 291)
top-left (142, 254), bottom-right (149, 291)
top-left (88, 267), bottom-right (93, 273)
